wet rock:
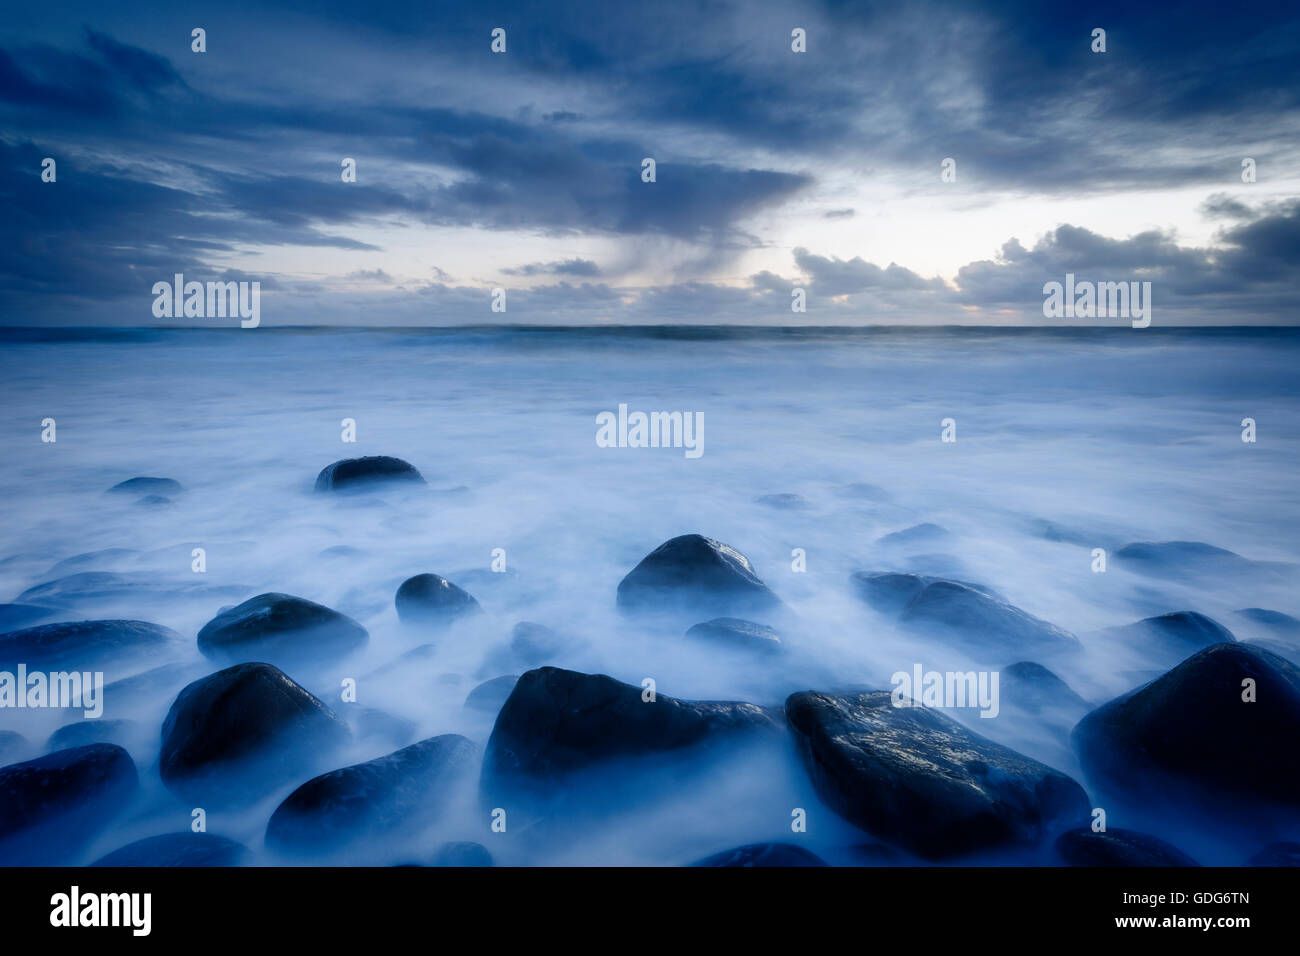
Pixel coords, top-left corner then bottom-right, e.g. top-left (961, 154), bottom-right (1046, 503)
top-left (617, 534), bottom-right (781, 617)
top-left (159, 662), bottom-right (350, 805)
top-left (266, 734), bottom-right (476, 853)
top-left (314, 456), bottom-right (425, 492)
top-left (431, 841), bottom-right (493, 867)
top-left (898, 581), bottom-right (1080, 660)
top-left (1248, 842), bottom-right (1300, 866)
top-left (466, 675), bottom-right (519, 713)
top-left (1102, 611), bottom-right (1235, 666)
top-left (1001, 662), bottom-right (1091, 715)
top-left (349, 708), bottom-right (417, 749)
top-left (47, 549), bottom-right (141, 577)
top-left (395, 574), bottom-right (481, 628)
top-left (483, 666), bottom-right (781, 790)
top-left (0, 604), bottom-right (58, 630)
top-left (0, 731), bottom-right (29, 765)
top-left (91, 832), bottom-right (247, 867)
top-left (876, 523), bottom-right (950, 547)
top-left (13, 572), bottom-right (246, 610)
top-left (690, 842), bottom-right (828, 867)
top-left (1056, 828), bottom-right (1199, 867)
top-left (1072, 643), bottom-right (1300, 810)
top-left (197, 592), bottom-right (368, 665)
top-left (785, 690), bottom-right (1089, 860)
top-left (107, 476), bottom-right (182, 496)
top-left (851, 571), bottom-right (998, 615)
top-left (685, 618), bottom-right (782, 654)
top-left (0, 744), bottom-right (138, 864)
top-left (0, 619), bottom-right (181, 672)
top-left (1113, 541), bottom-right (1261, 578)
top-left (1235, 608), bottom-right (1300, 634)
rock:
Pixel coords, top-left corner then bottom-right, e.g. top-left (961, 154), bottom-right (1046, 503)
top-left (0, 619), bottom-right (181, 672)
top-left (266, 734), bottom-right (476, 853)
top-left (690, 843), bottom-right (828, 867)
top-left (785, 690), bottom-right (1089, 860)
top-left (616, 534), bottom-right (781, 617)
top-left (1102, 611), bottom-right (1235, 665)
top-left (1113, 540), bottom-right (1259, 578)
top-left (314, 456), bottom-right (425, 492)
top-left (47, 720), bottom-right (136, 753)
top-left (0, 744), bottom-right (138, 864)
top-left (159, 662), bottom-right (350, 805)
top-left (483, 666), bottom-right (781, 790)
top-left (107, 476), bottom-right (182, 496)
top-left (0, 731), bottom-right (29, 765)
top-left (685, 618), bottom-right (782, 654)
top-left (197, 592), bottom-right (368, 665)
top-left (1001, 662), bottom-right (1091, 715)
top-left (834, 482), bottom-right (892, 501)
top-left (46, 549), bottom-right (140, 576)
top-left (1056, 828), bottom-right (1199, 867)
top-left (90, 832), bottom-right (247, 867)
top-left (898, 581), bottom-right (1080, 660)
top-left (1248, 842), bottom-right (1300, 866)
top-left (1073, 643), bottom-right (1300, 810)
top-left (1235, 608), bottom-right (1300, 635)
top-left (431, 841), bottom-right (493, 867)
top-left (466, 675), bottom-right (519, 713)
top-left (755, 493), bottom-right (809, 510)
top-left (509, 622), bottom-right (569, 665)
top-left (876, 523), bottom-right (950, 547)
top-left (394, 574), bottom-right (481, 628)
top-left (851, 571), bottom-right (998, 615)
top-left (0, 604), bottom-right (58, 630)
top-left (13, 572), bottom-right (245, 609)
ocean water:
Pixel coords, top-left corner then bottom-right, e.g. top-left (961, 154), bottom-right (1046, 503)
top-left (1, 325), bottom-right (1298, 866)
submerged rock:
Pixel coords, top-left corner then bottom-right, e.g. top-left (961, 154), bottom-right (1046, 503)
top-left (0, 603), bottom-right (59, 630)
top-left (617, 534), bottom-right (780, 617)
top-left (1102, 611), bottom-right (1235, 665)
top-left (13, 571), bottom-right (245, 609)
top-left (266, 734), bottom-right (476, 853)
top-left (466, 675), bottom-right (519, 713)
top-left (431, 841), bottom-right (493, 867)
top-left (314, 456), bottom-right (425, 492)
top-left (1001, 661), bottom-right (1091, 715)
top-left (0, 731), bottom-right (29, 765)
top-left (755, 493), bottom-right (809, 510)
top-left (851, 571), bottom-right (998, 615)
top-left (107, 476), bottom-right (182, 496)
top-left (876, 523), bottom-right (950, 547)
top-left (690, 842), bottom-right (828, 867)
top-left (509, 622), bottom-right (570, 665)
top-left (349, 708), bottom-right (417, 750)
top-left (1113, 540), bottom-right (1260, 578)
top-left (685, 617), bottom-right (782, 654)
top-left (1235, 608), bottom-right (1300, 634)
top-left (1056, 828), bottom-right (1199, 867)
top-left (91, 832), bottom-right (247, 867)
top-left (47, 720), bottom-right (136, 753)
top-left (395, 574), bottom-right (482, 628)
top-left (159, 662), bottom-right (350, 805)
top-left (483, 666), bottom-right (780, 790)
top-left (0, 619), bottom-right (181, 672)
top-left (898, 581), bottom-right (1080, 660)
top-left (197, 592), bottom-right (368, 665)
top-left (1072, 643), bottom-right (1300, 810)
top-left (0, 744), bottom-right (138, 864)
top-left (785, 690), bottom-right (1089, 860)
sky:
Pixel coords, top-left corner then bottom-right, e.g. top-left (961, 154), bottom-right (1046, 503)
top-left (2, 0), bottom-right (1298, 326)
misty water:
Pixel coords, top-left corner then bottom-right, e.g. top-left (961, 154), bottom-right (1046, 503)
top-left (1, 325), bottom-right (1298, 866)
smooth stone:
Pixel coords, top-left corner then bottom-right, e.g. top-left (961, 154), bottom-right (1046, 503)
top-left (394, 574), bottom-right (481, 628)
top-left (314, 456), bottom-right (425, 492)
top-left (431, 841), bottom-right (493, 867)
top-left (266, 734), bottom-right (476, 853)
top-left (107, 476), bottom-right (182, 496)
top-left (1001, 661), bottom-right (1091, 715)
top-left (690, 842), bottom-right (828, 867)
top-left (898, 581), bottom-right (1080, 659)
top-left (90, 832), bottom-right (247, 867)
top-left (785, 690), bottom-right (1089, 860)
top-left (852, 571), bottom-right (995, 615)
top-left (616, 534), bottom-right (780, 617)
top-left (0, 619), bottom-right (181, 671)
top-left (1101, 611), bottom-right (1235, 665)
top-left (1072, 643), bottom-right (1300, 809)
top-left (1235, 608), bottom-right (1300, 635)
top-left (197, 592), bottom-right (368, 665)
top-left (0, 744), bottom-right (138, 864)
top-left (685, 617), bottom-right (782, 654)
top-left (483, 666), bottom-right (780, 790)
top-left (465, 675), bottom-right (519, 713)
top-left (159, 662), bottom-right (350, 805)
top-left (1113, 540), bottom-right (1259, 578)
top-left (876, 523), bottom-right (950, 547)
top-left (1056, 828), bottom-right (1199, 867)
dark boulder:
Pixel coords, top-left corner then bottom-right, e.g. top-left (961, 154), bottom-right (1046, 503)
top-left (1113, 540), bottom-right (1258, 578)
top-left (1072, 642), bottom-right (1300, 810)
top-left (431, 841), bottom-right (493, 867)
top-left (0, 744), bottom-right (138, 864)
top-left (852, 571), bottom-right (996, 615)
top-left (1001, 662), bottom-right (1091, 715)
top-left (690, 842), bottom-right (828, 867)
top-left (314, 456), bottom-right (425, 492)
top-left (159, 662), bottom-right (350, 805)
top-left (898, 581), bottom-right (1080, 660)
top-left (0, 619), bottom-right (180, 672)
top-left (616, 534), bottom-right (780, 617)
top-left (483, 666), bottom-right (780, 790)
top-left (1056, 828), bottom-right (1199, 867)
top-left (1102, 611), bottom-right (1235, 666)
top-left (394, 574), bottom-right (481, 628)
top-left (90, 832), bottom-right (247, 867)
top-left (785, 690), bottom-right (1089, 860)
top-left (107, 476), bottom-right (182, 496)
top-left (266, 734), bottom-right (476, 853)
top-left (685, 618), bottom-right (782, 654)
top-left (197, 592), bottom-right (368, 665)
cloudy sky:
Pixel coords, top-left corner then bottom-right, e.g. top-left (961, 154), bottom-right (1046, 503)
top-left (3, 0), bottom-right (1298, 325)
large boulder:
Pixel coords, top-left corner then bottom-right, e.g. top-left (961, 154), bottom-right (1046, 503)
top-left (1072, 642), bottom-right (1300, 810)
top-left (266, 734), bottom-right (476, 854)
top-left (197, 593), bottom-right (368, 665)
top-left (689, 842), bottom-right (828, 867)
top-left (0, 619), bottom-right (181, 673)
top-left (90, 832), bottom-right (247, 867)
top-left (1055, 828), bottom-right (1199, 867)
top-left (0, 744), bottom-right (138, 864)
top-left (483, 666), bottom-right (780, 790)
top-left (159, 662), bottom-right (350, 805)
top-left (616, 534), bottom-right (780, 617)
top-left (314, 456), bottom-right (425, 492)
top-left (394, 574), bottom-right (481, 628)
top-left (785, 690), bottom-right (1089, 860)
top-left (898, 581), bottom-right (1080, 661)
